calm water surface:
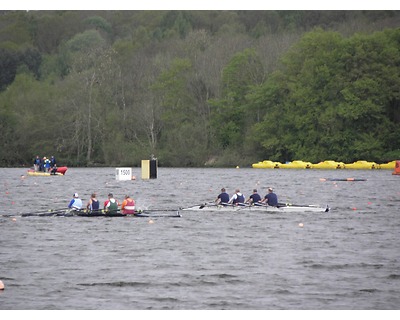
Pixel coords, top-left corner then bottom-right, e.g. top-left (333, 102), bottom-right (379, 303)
top-left (0, 167), bottom-right (399, 310)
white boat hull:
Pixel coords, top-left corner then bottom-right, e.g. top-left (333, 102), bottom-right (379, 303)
top-left (182, 204), bottom-right (329, 213)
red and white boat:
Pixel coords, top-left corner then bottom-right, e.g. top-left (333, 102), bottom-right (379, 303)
top-left (27, 166), bottom-right (68, 176)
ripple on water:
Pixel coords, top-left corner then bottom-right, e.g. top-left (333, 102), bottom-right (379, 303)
top-left (1, 167), bottom-right (400, 309)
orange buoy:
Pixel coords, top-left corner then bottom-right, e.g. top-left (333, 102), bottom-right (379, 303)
top-left (0, 280), bottom-right (4, 290)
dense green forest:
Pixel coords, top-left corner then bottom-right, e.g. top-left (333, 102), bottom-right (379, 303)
top-left (1, 10), bottom-right (400, 167)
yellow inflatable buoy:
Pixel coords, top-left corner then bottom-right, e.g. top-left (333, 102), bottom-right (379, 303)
top-left (236, 166), bottom-right (240, 169)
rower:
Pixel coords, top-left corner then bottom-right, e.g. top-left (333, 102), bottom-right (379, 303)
top-left (104, 193), bottom-right (119, 213)
top-left (68, 193), bottom-right (82, 211)
top-left (87, 193), bottom-right (100, 212)
top-left (228, 189), bottom-right (245, 206)
top-left (261, 187), bottom-right (278, 206)
top-left (245, 189), bottom-right (262, 206)
top-left (121, 195), bottom-right (136, 214)
top-left (215, 188), bottom-right (230, 206)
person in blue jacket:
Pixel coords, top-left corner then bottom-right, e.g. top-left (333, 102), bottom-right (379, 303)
top-left (43, 157), bottom-right (51, 172)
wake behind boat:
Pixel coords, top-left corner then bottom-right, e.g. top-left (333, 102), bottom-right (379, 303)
top-left (182, 203), bottom-right (330, 213)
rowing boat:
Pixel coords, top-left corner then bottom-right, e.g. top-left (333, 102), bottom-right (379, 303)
top-left (20, 209), bottom-right (181, 218)
top-left (9, 203), bottom-right (329, 218)
top-left (182, 203), bottom-right (329, 213)
top-left (319, 178), bottom-right (367, 182)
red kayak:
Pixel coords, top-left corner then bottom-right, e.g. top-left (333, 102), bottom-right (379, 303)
top-left (27, 166), bottom-right (68, 176)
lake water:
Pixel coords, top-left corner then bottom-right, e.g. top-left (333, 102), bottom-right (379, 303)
top-left (0, 167), bottom-right (399, 310)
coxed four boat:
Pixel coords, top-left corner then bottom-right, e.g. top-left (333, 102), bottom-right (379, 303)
top-left (20, 209), bottom-right (181, 218)
top-left (182, 203), bottom-right (329, 213)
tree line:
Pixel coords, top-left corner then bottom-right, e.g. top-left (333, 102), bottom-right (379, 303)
top-left (0, 10), bottom-right (399, 167)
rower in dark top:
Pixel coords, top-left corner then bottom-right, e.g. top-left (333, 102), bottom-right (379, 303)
top-left (262, 187), bottom-right (278, 206)
top-left (215, 188), bottom-right (230, 206)
top-left (245, 189), bottom-right (262, 206)
top-left (228, 188), bottom-right (245, 206)
top-left (87, 193), bottom-right (100, 212)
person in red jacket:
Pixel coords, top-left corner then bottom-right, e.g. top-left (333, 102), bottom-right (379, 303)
top-left (121, 195), bottom-right (136, 214)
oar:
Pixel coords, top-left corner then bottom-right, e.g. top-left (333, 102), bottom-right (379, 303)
top-left (198, 202), bottom-right (237, 209)
top-left (20, 208), bottom-right (70, 217)
top-left (240, 202), bottom-right (278, 208)
top-left (200, 202), bottom-right (252, 209)
top-left (138, 208), bottom-right (180, 212)
top-left (199, 202), bottom-right (218, 209)
top-left (21, 208), bottom-right (104, 217)
top-left (82, 208), bottom-right (109, 214)
top-left (19, 207), bottom-right (67, 215)
top-left (198, 202), bottom-right (250, 210)
top-left (236, 202), bottom-right (269, 211)
top-left (277, 202), bottom-right (321, 208)
top-left (147, 202), bottom-right (213, 210)
top-left (320, 178), bottom-right (367, 182)
top-left (0, 213), bottom-right (19, 217)
top-left (133, 212), bottom-right (182, 218)
top-left (191, 201), bottom-right (221, 209)
top-left (22, 210), bottom-right (68, 217)
top-left (246, 201), bottom-right (305, 208)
